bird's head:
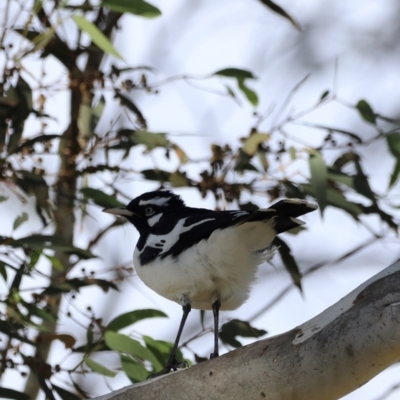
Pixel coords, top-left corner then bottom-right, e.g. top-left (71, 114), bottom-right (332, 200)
top-left (102, 190), bottom-right (185, 232)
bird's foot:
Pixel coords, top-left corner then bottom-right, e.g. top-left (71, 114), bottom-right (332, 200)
top-left (147, 360), bottom-right (188, 379)
top-left (209, 352), bottom-right (219, 359)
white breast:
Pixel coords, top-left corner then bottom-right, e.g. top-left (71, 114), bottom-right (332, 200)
top-left (133, 220), bottom-right (276, 311)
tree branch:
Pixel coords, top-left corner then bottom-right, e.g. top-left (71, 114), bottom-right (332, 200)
top-left (94, 259), bottom-right (400, 400)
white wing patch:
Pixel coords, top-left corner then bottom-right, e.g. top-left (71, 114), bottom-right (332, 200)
top-left (139, 197), bottom-right (171, 206)
top-left (230, 211), bottom-right (248, 219)
top-left (144, 218), bottom-right (215, 254)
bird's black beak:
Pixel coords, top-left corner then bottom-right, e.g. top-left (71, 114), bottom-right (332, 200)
top-left (102, 207), bottom-right (135, 217)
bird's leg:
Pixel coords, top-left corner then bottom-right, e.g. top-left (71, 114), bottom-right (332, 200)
top-left (210, 299), bottom-right (221, 359)
top-left (148, 302), bottom-right (191, 379)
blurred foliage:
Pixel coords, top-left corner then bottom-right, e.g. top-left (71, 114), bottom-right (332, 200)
top-left (0, 0), bottom-right (399, 399)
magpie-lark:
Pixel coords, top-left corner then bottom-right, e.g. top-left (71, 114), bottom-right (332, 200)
top-left (103, 190), bottom-right (317, 377)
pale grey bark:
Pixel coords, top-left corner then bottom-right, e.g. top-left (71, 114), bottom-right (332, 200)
top-left (96, 260), bottom-right (400, 400)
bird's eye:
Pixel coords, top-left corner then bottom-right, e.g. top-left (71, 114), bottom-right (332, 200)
top-left (145, 206), bottom-right (154, 215)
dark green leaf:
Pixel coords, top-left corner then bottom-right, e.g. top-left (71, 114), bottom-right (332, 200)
top-left (282, 181), bottom-right (305, 199)
top-left (115, 93), bottom-right (146, 128)
top-left (332, 151), bottom-right (357, 170)
top-left (72, 15), bottom-right (123, 60)
top-left (237, 77), bottom-right (258, 106)
top-left (104, 331), bottom-right (162, 370)
top-left (309, 150), bottom-right (327, 215)
top-left (362, 204), bottom-right (398, 232)
top-left (274, 237), bottom-right (301, 290)
top-left (52, 384), bottom-right (81, 400)
top-left (43, 253), bottom-right (65, 271)
top-left (142, 335), bottom-right (184, 368)
top-left (0, 320), bottom-right (33, 344)
top-left (42, 278), bottom-right (117, 295)
top-left (86, 358), bottom-right (117, 377)
top-left (258, 0), bottom-right (301, 31)
top-left (356, 99), bottom-right (376, 125)
top-left (353, 158), bottom-right (376, 202)
top-left (389, 159), bottom-right (400, 188)
top-left (235, 149), bottom-right (259, 173)
top-left (141, 169), bottom-right (170, 181)
top-left (386, 133), bottom-right (400, 158)
top-left (81, 187), bottom-right (123, 208)
top-left (0, 196), bottom-right (8, 202)
top-left (102, 0), bottom-right (161, 18)
top-left (131, 130), bottom-right (168, 149)
top-left (213, 68), bottom-right (256, 79)
top-left (0, 262), bottom-right (7, 282)
top-left (13, 212), bottom-right (29, 231)
top-left (106, 309), bottom-right (167, 331)
top-left (328, 169), bottom-right (354, 189)
top-left (0, 388), bottom-right (30, 400)
top-left (91, 95), bottom-right (105, 133)
top-left (320, 90), bottom-right (329, 100)
top-left (219, 319), bottom-right (266, 348)
top-left (121, 354), bottom-right (148, 382)
top-left (3, 235), bottom-right (95, 259)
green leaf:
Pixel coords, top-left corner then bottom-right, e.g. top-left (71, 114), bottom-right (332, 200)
top-left (72, 15), bottom-right (123, 60)
top-left (52, 384), bottom-right (81, 400)
top-left (389, 159), bottom-right (400, 188)
top-left (309, 150), bottom-right (327, 215)
top-left (356, 99), bottom-right (376, 125)
top-left (0, 196), bottom-right (8, 202)
top-left (219, 319), bottom-right (266, 348)
top-left (386, 133), bottom-right (400, 158)
top-left (328, 169), bottom-right (354, 189)
top-left (169, 171), bottom-right (190, 187)
top-left (106, 309), bottom-right (167, 331)
top-left (104, 331), bottom-right (162, 370)
top-left (121, 354), bottom-right (148, 382)
top-left (237, 77), bottom-right (258, 106)
top-left (241, 133), bottom-right (270, 156)
top-left (320, 90), bottom-right (329, 100)
top-left (13, 212), bottom-right (29, 231)
top-left (0, 387), bottom-right (30, 400)
top-left (258, 0), bottom-right (301, 31)
top-left (213, 68), bottom-right (256, 79)
top-left (85, 358), bottom-right (117, 377)
top-left (142, 335), bottom-right (184, 368)
top-left (0, 262), bottom-right (7, 282)
top-left (81, 187), bottom-right (123, 208)
top-left (115, 93), bottom-right (147, 128)
top-left (235, 149), bottom-right (259, 173)
top-left (131, 130), bottom-right (168, 149)
top-left (43, 253), bottom-right (65, 271)
top-left (141, 169), bottom-right (170, 181)
top-left (102, 0), bottom-right (161, 18)
top-left (274, 237), bottom-right (301, 290)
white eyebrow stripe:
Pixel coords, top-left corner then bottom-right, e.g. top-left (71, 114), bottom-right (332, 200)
top-left (139, 197), bottom-right (171, 206)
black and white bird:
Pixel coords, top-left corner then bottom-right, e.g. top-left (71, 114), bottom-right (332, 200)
top-left (103, 190), bottom-right (317, 377)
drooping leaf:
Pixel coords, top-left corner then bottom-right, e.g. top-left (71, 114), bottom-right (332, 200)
top-left (13, 212), bottom-right (29, 231)
top-left (169, 171), bottom-right (190, 187)
top-left (353, 158), bottom-right (376, 202)
top-left (114, 93), bottom-right (146, 128)
top-left (320, 90), bottom-right (330, 100)
top-left (104, 331), bottom-right (162, 370)
top-left (91, 95), bottom-right (105, 133)
top-left (42, 278), bottom-right (117, 296)
top-left (106, 309), bottom-right (167, 331)
top-left (81, 187), bottom-right (123, 208)
top-left (171, 143), bottom-right (189, 164)
top-left (43, 253), bottom-right (65, 271)
top-left (308, 150), bottom-right (327, 215)
top-left (102, 0), bottom-right (161, 18)
top-left (258, 0), bottom-right (301, 31)
top-left (386, 133), bottom-right (400, 158)
top-left (274, 237), bottom-right (302, 290)
top-left (356, 99), bottom-right (376, 125)
top-left (389, 159), bottom-right (400, 188)
top-left (0, 388), bottom-right (30, 400)
top-left (219, 319), bottom-right (266, 348)
top-left (120, 354), bottom-right (148, 383)
top-left (241, 133), bottom-right (270, 156)
top-left (52, 384), bottom-right (81, 400)
top-left (332, 151), bottom-right (357, 170)
top-left (131, 130), bottom-right (169, 149)
top-left (72, 15), bottom-right (123, 60)
top-left (328, 169), bottom-right (354, 189)
top-left (237, 77), bottom-right (258, 106)
top-left (85, 358), bottom-right (117, 377)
